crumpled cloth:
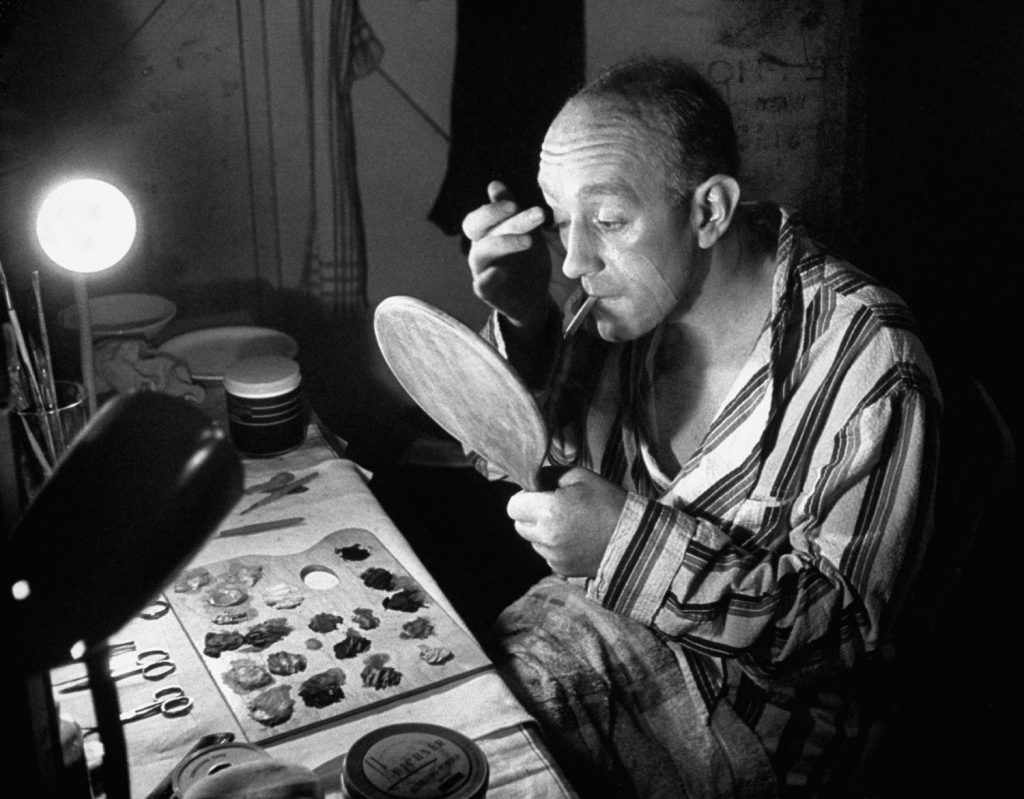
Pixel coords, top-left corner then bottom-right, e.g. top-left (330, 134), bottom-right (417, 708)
top-left (94, 337), bottom-right (205, 402)
top-left (492, 576), bottom-right (779, 799)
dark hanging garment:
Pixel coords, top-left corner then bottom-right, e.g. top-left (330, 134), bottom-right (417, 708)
top-left (428, 0), bottom-right (586, 238)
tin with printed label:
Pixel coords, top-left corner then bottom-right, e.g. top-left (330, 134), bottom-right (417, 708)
top-left (341, 723), bottom-right (488, 799)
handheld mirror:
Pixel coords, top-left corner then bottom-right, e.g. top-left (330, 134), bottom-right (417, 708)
top-left (373, 296), bottom-right (547, 490)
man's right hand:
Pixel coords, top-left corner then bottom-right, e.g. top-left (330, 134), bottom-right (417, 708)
top-left (462, 180), bottom-right (552, 330)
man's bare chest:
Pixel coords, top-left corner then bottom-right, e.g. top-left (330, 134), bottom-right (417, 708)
top-left (649, 358), bottom-right (745, 470)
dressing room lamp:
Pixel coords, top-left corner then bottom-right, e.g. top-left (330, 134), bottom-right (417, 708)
top-left (35, 178), bottom-right (137, 416)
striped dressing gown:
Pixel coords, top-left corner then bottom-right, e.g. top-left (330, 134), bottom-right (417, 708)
top-left (481, 205), bottom-right (942, 797)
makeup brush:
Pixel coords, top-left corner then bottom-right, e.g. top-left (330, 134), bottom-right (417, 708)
top-left (1, 256), bottom-right (57, 459)
top-left (31, 271), bottom-right (59, 410)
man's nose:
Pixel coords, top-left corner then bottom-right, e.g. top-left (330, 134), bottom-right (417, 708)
top-left (560, 224), bottom-right (601, 280)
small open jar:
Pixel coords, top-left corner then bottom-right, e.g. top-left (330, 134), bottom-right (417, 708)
top-left (223, 355), bottom-right (308, 456)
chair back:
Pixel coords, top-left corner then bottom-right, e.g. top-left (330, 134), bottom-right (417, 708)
top-left (842, 367), bottom-right (1015, 797)
top-left (899, 368), bottom-right (1015, 664)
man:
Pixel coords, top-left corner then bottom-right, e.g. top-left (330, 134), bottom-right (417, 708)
top-left (461, 57), bottom-right (940, 797)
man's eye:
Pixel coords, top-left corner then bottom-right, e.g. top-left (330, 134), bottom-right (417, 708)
top-left (595, 218), bottom-right (625, 231)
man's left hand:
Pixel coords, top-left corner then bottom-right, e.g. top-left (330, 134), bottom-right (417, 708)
top-left (507, 467), bottom-right (628, 577)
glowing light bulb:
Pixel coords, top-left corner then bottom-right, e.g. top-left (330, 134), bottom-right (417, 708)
top-left (36, 178), bottom-right (136, 273)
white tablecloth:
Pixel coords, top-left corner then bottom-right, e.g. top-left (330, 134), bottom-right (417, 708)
top-left (54, 422), bottom-right (577, 798)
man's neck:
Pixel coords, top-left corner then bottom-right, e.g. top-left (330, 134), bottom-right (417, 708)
top-left (667, 214), bottom-right (776, 359)
top-left (647, 212), bottom-right (778, 471)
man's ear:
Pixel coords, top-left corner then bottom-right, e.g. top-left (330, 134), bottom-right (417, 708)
top-left (691, 175), bottom-right (740, 248)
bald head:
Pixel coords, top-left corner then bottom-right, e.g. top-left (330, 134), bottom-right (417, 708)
top-left (556, 57), bottom-right (740, 204)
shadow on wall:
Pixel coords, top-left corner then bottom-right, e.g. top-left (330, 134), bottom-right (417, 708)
top-left (272, 288), bottom-right (439, 474)
top-left (1, 1), bottom-right (135, 165)
top-left (1, 0), bottom-right (250, 310)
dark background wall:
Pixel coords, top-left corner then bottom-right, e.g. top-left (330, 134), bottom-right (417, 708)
top-left (863, 3), bottom-right (1021, 792)
top-left (860, 1), bottom-right (1022, 445)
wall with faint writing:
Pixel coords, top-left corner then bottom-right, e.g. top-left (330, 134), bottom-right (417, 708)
top-left (588, 0), bottom-right (863, 252)
top-left (0, 0), bottom-right (863, 331)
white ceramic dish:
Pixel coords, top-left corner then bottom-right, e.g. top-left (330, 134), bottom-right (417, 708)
top-left (160, 326), bottom-right (298, 382)
top-left (59, 293), bottom-right (177, 339)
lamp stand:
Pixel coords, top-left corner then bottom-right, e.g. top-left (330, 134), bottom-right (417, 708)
top-left (73, 274), bottom-right (97, 417)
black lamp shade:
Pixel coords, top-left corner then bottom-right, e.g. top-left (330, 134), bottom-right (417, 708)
top-left (3, 391), bottom-right (243, 677)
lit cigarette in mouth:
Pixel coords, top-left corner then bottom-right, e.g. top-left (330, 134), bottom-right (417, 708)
top-left (563, 294), bottom-right (598, 339)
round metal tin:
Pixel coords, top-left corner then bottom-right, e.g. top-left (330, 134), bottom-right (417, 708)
top-left (342, 723), bottom-right (488, 799)
top-left (171, 741), bottom-right (271, 797)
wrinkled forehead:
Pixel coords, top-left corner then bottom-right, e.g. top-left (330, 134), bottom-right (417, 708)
top-left (539, 97), bottom-right (670, 201)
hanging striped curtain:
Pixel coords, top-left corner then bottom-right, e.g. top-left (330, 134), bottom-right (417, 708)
top-left (300, 0), bottom-right (382, 313)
